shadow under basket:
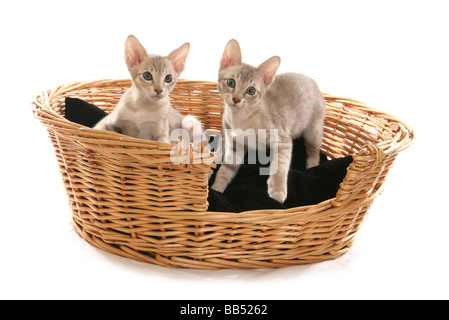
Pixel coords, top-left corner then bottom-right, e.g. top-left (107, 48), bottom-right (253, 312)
top-left (32, 79), bottom-right (414, 269)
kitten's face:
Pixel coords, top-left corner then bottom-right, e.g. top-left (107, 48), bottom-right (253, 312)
top-left (218, 39), bottom-right (280, 112)
top-left (218, 64), bottom-right (266, 110)
top-left (130, 55), bottom-right (178, 102)
top-left (124, 35), bottom-right (189, 103)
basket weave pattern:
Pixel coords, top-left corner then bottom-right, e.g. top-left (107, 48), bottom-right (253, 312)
top-left (33, 79), bottom-right (414, 269)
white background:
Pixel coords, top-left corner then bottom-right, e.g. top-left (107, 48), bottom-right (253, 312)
top-left (1, 0), bottom-right (448, 300)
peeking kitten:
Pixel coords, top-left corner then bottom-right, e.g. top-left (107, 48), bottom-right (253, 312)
top-left (94, 35), bottom-right (201, 143)
top-left (211, 39), bottom-right (326, 203)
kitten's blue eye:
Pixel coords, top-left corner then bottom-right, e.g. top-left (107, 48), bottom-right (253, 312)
top-left (246, 86), bottom-right (256, 95)
top-left (143, 72), bottom-right (153, 81)
top-left (226, 79), bottom-right (236, 88)
top-left (165, 74), bottom-right (173, 83)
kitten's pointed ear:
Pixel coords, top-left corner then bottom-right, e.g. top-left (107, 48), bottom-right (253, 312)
top-left (125, 35), bottom-right (148, 69)
top-left (258, 56), bottom-right (281, 86)
top-left (168, 42), bottom-right (190, 75)
top-left (220, 39), bottom-right (242, 69)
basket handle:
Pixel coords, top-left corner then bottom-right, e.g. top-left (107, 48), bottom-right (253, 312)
top-left (331, 143), bottom-right (385, 208)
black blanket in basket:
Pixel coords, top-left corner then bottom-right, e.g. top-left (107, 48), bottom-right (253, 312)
top-left (64, 97), bottom-right (353, 212)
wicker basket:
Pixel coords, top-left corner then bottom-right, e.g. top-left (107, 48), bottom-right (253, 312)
top-left (32, 79), bottom-right (414, 269)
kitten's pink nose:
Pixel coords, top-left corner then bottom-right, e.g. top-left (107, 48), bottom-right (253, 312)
top-left (232, 97), bottom-right (241, 104)
top-left (154, 89), bottom-right (162, 95)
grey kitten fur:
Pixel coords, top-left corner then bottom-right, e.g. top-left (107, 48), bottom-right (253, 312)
top-left (211, 39), bottom-right (326, 203)
top-left (94, 35), bottom-right (201, 143)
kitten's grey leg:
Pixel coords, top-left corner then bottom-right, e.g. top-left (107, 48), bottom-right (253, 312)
top-left (303, 120), bottom-right (323, 169)
top-left (211, 163), bottom-right (240, 193)
top-left (211, 133), bottom-right (243, 193)
top-left (158, 118), bottom-right (171, 143)
top-left (267, 137), bottom-right (292, 203)
top-left (169, 108), bottom-right (184, 132)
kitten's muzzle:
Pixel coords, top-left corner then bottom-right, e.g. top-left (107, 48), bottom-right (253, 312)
top-left (231, 97), bottom-right (244, 109)
top-left (229, 102), bottom-right (244, 110)
top-left (149, 89), bottom-right (166, 101)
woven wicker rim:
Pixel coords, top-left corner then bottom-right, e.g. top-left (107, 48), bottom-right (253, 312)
top-left (32, 79), bottom-right (415, 269)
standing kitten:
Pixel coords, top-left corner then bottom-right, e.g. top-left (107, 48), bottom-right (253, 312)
top-left (94, 35), bottom-right (201, 143)
top-left (211, 39), bottom-right (326, 203)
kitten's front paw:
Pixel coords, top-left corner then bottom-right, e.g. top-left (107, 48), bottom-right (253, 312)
top-left (269, 190), bottom-right (287, 203)
top-left (267, 178), bottom-right (287, 203)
